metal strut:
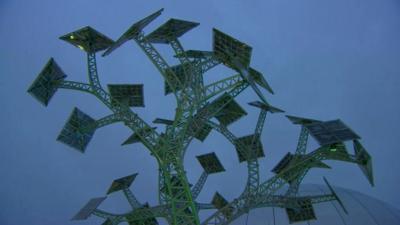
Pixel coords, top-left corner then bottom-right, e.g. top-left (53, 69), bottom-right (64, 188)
top-left (191, 171), bottom-right (208, 200)
top-left (123, 188), bottom-right (143, 209)
top-left (295, 126), bottom-right (309, 155)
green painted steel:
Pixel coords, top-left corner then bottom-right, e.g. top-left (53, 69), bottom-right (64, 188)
top-left (27, 8), bottom-right (375, 225)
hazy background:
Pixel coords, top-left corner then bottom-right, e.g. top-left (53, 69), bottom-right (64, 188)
top-left (1, 0), bottom-right (399, 224)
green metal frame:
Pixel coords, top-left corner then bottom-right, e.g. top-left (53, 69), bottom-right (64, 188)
top-left (28, 8), bottom-right (375, 225)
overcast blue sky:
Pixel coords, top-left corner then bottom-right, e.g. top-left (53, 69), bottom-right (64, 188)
top-left (1, 0), bottom-right (399, 224)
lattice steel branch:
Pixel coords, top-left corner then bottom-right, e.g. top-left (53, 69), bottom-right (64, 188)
top-left (28, 8), bottom-right (374, 225)
top-left (191, 171), bottom-right (208, 200)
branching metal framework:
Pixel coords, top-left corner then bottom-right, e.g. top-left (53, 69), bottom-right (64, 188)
top-left (28, 9), bottom-right (374, 225)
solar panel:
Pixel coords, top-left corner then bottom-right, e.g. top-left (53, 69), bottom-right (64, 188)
top-left (57, 107), bottom-right (96, 153)
top-left (305, 119), bottom-right (360, 146)
top-left (146, 18), bottom-right (199, 44)
top-left (187, 113), bottom-right (213, 142)
top-left (101, 219), bottom-right (113, 225)
top-left (153, 118), bottom-right (174, 125)
top-left (271, 152), bottom-right (293, 174)
top-left (108, 84), bottom-right (144, 107)
top-left (211, 192), bottom-right (228, 209)
top-left (27, 58), bottom-right (67, 106)
top-left (249, 68), bottom-right (274, 94)
top-left (121, 127), bottom-right (157, 145)
top-left (175, 50), bottom-right (213, 59)
top-left (211, 192), bottom-right (233, 219)
top-left (196, 152), bottom-right (225, 174)
top-left (248, 101), bottom-right (284, 113)
top-left (59, 26), bottom-right (114, 53)
top-left (285, 199), bottom-right (316, 223)
top-left (212, 93), bottom-right (247, 126)
top-left (71, 197), bottom-right (107, 220)
top-left (213, 28), bottom-right (252, 70)
top-left (193, 123), bottom-right (212, 142)
top-left (164, 63), bottom-right (191, 95)
top-left (353, 140), bottom-right (374, 186)
top-left (285, 115), bottom-right (321, 125)
top-left (234, 134), bottom-right (265, 163)
top-left (107, 173), bottom-right (138, 194)
top-left (102, 9), bottom-right (164, 56)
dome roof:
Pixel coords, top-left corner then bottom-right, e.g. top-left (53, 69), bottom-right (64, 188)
top-left (229, 184), bottom-right (400, 225)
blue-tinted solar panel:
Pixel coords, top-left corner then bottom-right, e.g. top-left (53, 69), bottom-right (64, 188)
top-left (164, 63), bottom-right (191, 95)
top-left (305, 120), bottom-right (360, 146)
top-left (285, 199), bottom-right (316, 223)
top-left (71, 197), bottom-right (106, 220)
top-left (234, 134), bottom-right (264, 163)
top-left (213, 28), bottom-right (252, 70)
top-left (107, 173), bottom-right (138, 194)
top-left (146, 18), bottom-right (199, 44)
top-left (57, 107), bottom-right (96, 152)
top-left (27, 58), bottom-right (66, 106)
top-left (59, 26), bottom-right (114, 53)
top-left (108, 84), bottom-right (144, 107)
top-left (196, 152), bottom-right (225, 174)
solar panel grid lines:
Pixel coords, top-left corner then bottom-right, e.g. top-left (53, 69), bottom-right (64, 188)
top-left (209, 93), bottom-right (247, 126)
top-left (234, 134), bottom-right (265, 163)
top-left (102, 8), bottom-right (164, 57)
top-left (56, 107), bottom-right (97, 153)
top-left (196, 152), bottom-right (225, 174)
top-left (59, 26), bottom-right (114, 53)
top-left (107, 173), bottom-right (138, 195)
top-left (353, 140), bottom-right (374, 186)
top-left (27, 58), bottom-right (67, 106)
top-left (153, 118), bottom-right (174, 125)
top-left (108, 84), bottom-right (145, 107)
top-left (271, 152), bottom-right (294, 174)
top-left (146, 18), bottom-right (200, 44)
top-left (248, 101), bottom-right (284, 113)
top-left (121, 127), bottom-right (157, 146)
top-left (305, 119), bottom-right (360, 146)
top-left (175, 50), bottom-right (214, 59)
top-left (212, 28), bottom-right (252, 71)
top-left (285, 199), bottom-right (317, 223)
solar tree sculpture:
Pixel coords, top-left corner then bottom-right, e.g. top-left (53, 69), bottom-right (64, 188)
top-left (27, 9), bottom-right (374, 225)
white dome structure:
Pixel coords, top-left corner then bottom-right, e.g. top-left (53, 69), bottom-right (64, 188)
top-left (228, 184), bottom-right (400, 225)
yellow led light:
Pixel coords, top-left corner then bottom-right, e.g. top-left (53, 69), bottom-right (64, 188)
top-left (70, 35), bottom-right (75, 40)
top-left (78, 45), bottom-right (84, 51)
top-left (330, 148), bottom-right (337, 152)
